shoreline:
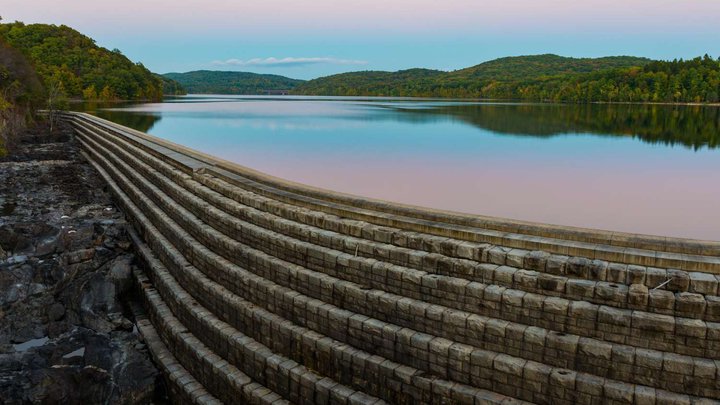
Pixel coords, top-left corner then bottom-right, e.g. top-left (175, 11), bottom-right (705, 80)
top-left (172, 94), bottom-right (720, 107)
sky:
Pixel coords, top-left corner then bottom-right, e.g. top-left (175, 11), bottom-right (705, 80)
top-left (3, 0), bottom-right (720, 79)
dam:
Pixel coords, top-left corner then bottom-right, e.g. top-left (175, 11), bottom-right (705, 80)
top-left (64, 111), bottom-right (720, 404)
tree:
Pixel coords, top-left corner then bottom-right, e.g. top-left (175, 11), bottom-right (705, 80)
top-left (46, 80), bottom-right (68, 132)
top-left (82, 84), bottom-right (97, 100)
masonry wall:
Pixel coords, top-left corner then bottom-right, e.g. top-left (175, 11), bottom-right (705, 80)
top-left (66, 112), bottom-right (720, 405)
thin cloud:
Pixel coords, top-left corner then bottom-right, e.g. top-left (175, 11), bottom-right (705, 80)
top-left (210, 57), bottom-right (368, 67)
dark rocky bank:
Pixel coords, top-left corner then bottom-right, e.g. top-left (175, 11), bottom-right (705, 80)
top-left (0, 121), bottom-right (161, 404)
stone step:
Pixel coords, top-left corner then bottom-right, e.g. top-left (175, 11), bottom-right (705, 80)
top-left (132, 306), bottom-right (223, 405)
top-left (73, 118), bottom-right (720, 321)
top-left (67, 113), bottom-right (720, 273)
top-left (76, 127), bottom-right (720, 361)
top-left (86, 150), bottom-right (387, 405)
top-left (83, 139), bottom-right (529, 404)
top-left (76, 129), bottom-right (716, 398)
top-left (133, 224), bottom-right (523, 405)
top-left (134, 273), bottom-right (288, 405)
top-left (197, 170), bottom-right (720, 294)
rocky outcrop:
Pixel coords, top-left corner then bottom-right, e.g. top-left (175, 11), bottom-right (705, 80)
top-left (0, 122), bottom-right (158, 404)
top-left (69, 112), bottom-right (720, 404)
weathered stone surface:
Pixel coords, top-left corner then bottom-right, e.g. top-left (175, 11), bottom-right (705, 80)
top-left (57, 113), bottom-right (720, 405)
top-left (0, 123), bottom-right (158, 404)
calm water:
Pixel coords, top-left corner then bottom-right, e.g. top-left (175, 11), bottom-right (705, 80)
top-left (79, 96), bottom-right (720, 241)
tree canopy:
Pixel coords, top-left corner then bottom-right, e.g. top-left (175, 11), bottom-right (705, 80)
top-left (0, 22), bottom-right (170, 101)
top-left (294, 54), bottom-right (720, 103)
top-left (163, 70), bottom-right (304, 94)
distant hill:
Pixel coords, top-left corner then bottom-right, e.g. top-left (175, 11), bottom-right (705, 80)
top-left (163, 71), bottom-right (304, 94)
top-left (295, 54), bottom-right (720, 103)
top-left (0, 22), bottom-right (167, 101)
top-left (294, 54), bottom-right (655, 98)
top-left (449, 54), bottom-right (652, 81)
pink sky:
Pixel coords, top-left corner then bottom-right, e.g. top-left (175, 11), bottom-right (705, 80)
top-left (3, 0), bottom-right (719, 78)
top-left (5, 0), bottom-right (720, 35)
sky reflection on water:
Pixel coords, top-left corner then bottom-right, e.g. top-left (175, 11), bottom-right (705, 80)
top-left (88, 96), bottom-right (720, 240)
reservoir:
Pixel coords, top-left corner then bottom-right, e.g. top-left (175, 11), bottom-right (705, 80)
top-left (83, 96), bottom-right (720, 241)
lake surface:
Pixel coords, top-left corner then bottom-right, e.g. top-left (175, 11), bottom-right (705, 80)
top-left (79, 96), bottom-right (720, 241)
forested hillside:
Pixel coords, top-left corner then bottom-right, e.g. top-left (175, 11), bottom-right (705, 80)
top-left (294, 54), bottom-right (720, 102)
top-left (0, 38), bottom-right (44, 155)
top-left (0, 22), bottom-right (168, 101)
top-left (163, 70), bottom-right (304, 94)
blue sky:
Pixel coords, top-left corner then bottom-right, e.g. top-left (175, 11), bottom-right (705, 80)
top-left (3, 0), bottom-right (719, 79)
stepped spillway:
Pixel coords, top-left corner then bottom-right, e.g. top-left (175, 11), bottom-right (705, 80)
top-left (63, 112), bottom-right (720, 404)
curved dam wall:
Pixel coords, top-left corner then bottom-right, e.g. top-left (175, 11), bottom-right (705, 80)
top-left (64, 112), bottom-right (720, 404)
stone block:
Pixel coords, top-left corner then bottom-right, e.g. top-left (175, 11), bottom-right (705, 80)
top-left (537, 274), bottom-right (566, 293)
top-left (566, 257), bottom-right (591, 278)
top-left (632, 311), bottom-right (675, 333)
top-left (689, 272), bottom-right (719, 295)
top-left (648, 289), bottom-right (675, 312)
top-left (606, 264), bottom-right (627, 285)
top-left (645, 267), bottom-right (668, 289)
top-left (635, 348), bottom-right (663, 370)
top-left (546, 255), bottom-right (568, 275)
top-left (569, 300), bottom-right (598, 320)
top-left (494, 266), bottom-right (517, 285)
top-left (676, 317), bottom-right (706, 338)
top-left (603, 380), bottom-right (635, 403)
top-left (565, 279), bottom-right (596, 300)
top-left (626, 265), bottom-right (647, 285)
top-left (634, 385), bottom-right (656, 405)
top-left (487, 247), bottom-right (508, 265)
top-left (493, 354), bottom-right (526, 377)
top-left (505, 249), bottom-right (528, 268)
top-left (549, 369), bottom-right (576, 390)
top-left (595, 282), bottom-right (627, 303)
top-left (588, 260), bottom-right (609, 280)
top-left (524, 251), bottom-right (550, 271)
top-left (598, 306), bottom-right (631, 327)
top-left (628, 283), bottom-right (649, 308)
top-left (514, 270), bottom-right (539, 290)
top-left (578, 337), bottom-right (612, 361)
top-left (663, 352), bottom-right (694, 374)
top-left (543, 297), bottom-right (570, 316)
top-left (667, 269), bottom-right (690, 292)
top-left (675, 292), bottom-right (706, 315)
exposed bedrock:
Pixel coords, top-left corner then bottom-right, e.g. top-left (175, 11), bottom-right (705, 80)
top-left (0, 122), bottom-right (158, 404)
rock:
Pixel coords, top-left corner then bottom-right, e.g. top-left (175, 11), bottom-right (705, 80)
top-left (108, 255), bottom-right (133, 294)
top-left (0, 122), bottom-right (158, 403)
top-left (7, 255), bottom-right (28, 265)
top-left (35, 233), bottom-right (60, 256)
top-left (47, 303), bottom-right (65, 322)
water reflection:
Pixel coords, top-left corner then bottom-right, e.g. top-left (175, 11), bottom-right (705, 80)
top-left (71, 101), bottom-right (162, 133)
top-left (78, 96), bottom-right (720, 240)
top-left (379, 103), bottom-right (720, 150)
top-left (90, 98), bottom-right (720, 150)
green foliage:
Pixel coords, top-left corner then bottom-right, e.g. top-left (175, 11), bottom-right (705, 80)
top-left (0, 22), bottom-right (164, 101)
top-left (156, 74), bottom-right (186, 96)
top-left (294, 54), bottom-right (720, 103)
top-left (0, 38), bottom-right (44, 156)
top-left (163, 70), bottom-right (304, 94)
top-left (387, 103), bottom-right (720, 150)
